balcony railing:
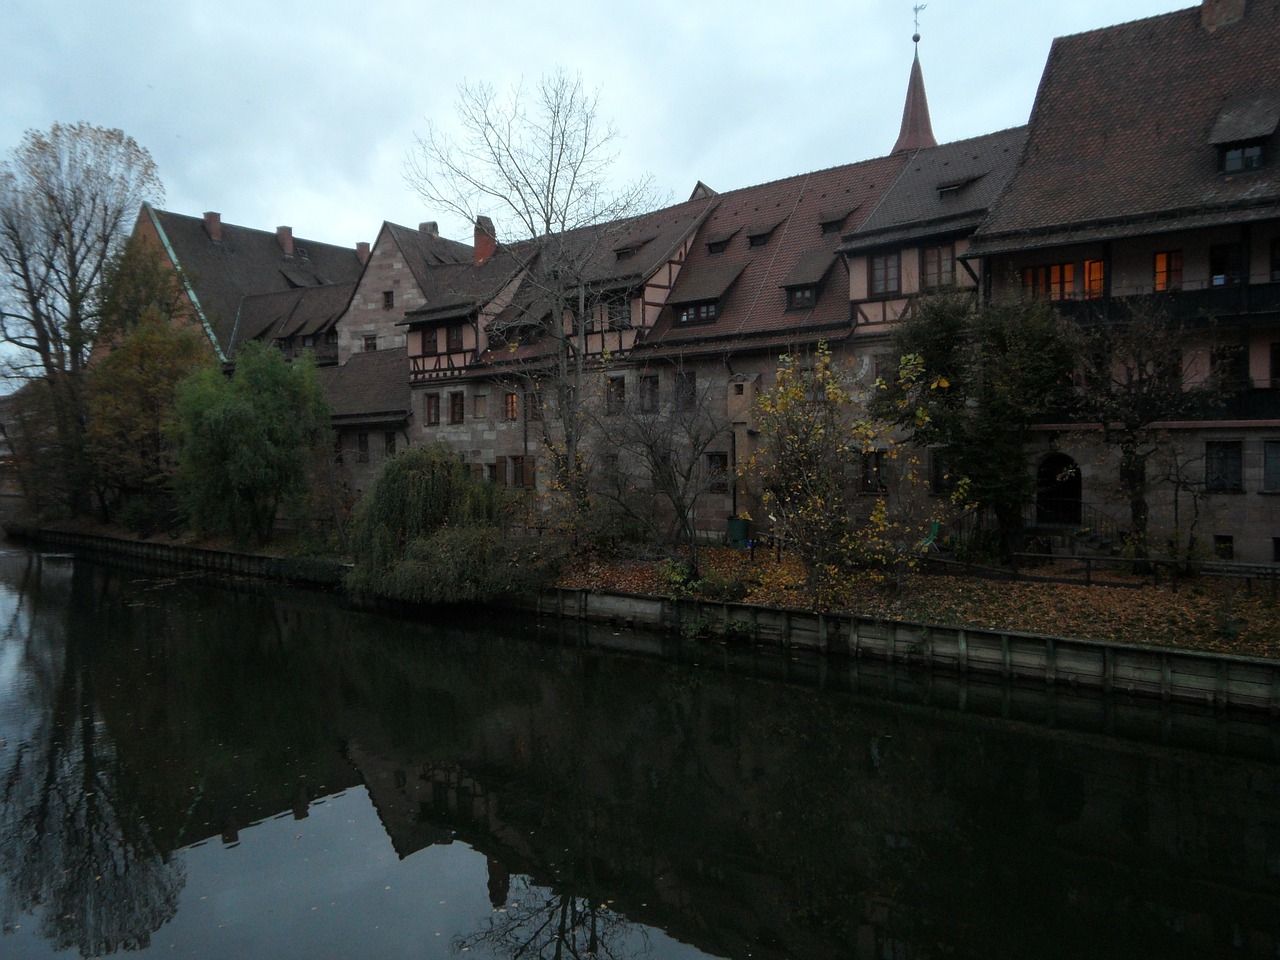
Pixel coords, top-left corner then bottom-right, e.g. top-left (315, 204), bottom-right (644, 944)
top-left (1048, 281), bottom-right (1280, 326)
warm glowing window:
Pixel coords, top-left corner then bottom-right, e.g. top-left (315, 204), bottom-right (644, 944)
top-left (870, 252), bottom-right (901, 297)
top-left (503, 392), bottom-right (518, 421)
top-left (1021, 263), bottom-right (1075, 301)
top-left (1154, 251), bottom-right (1183, 291)
top-left (921, 244), bottom-right (955, 289)
top-left (1084, 259), bottom-right (1106, 300)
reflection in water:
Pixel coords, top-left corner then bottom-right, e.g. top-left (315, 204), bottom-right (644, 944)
top-left (0, 548), bottom-right (1278, 959)
top-left (0, 554), bottom-right (183, 955)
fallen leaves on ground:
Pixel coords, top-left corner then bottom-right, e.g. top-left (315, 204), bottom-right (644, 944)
top-left (557, 547), bottom-right (1280, 659)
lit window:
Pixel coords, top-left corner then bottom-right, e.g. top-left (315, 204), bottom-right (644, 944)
top-left (920, 244), bottom-right (954, 290)
top-left (503, 392), bottom-right (518, 421)
top-left (1021, 263), bottom-right (1075, 301)
top-left (1154, 251), bottom-right (1183, 292)
top-left (1084, 259), bottom-right (1106, 300)
top-left (1205, 441), bottom-right (1243, 492)
top-left (870, 253), bottom-right (901, 297)
top-left (787, 286), bottom-right (816, 310)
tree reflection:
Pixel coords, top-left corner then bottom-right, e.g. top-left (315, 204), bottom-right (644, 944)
top-left (454, 873), bottom-right (648, 960)
top-left (0, 556), bottom-right (184, 956)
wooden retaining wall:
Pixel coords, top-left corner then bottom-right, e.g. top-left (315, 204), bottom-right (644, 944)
top-left (535, 587), bottom-right (1280, 715)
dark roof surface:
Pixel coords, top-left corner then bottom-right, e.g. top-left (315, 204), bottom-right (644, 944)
top-left (382, 222), bottom-right (473, 293)
top-left (146, 206), bottom-right (366, 356)
top-left (838, 127), bottom-right (1028, 253)
top-left (971, 4), bottom-right (1280, 253)
top-left (233, 282), bottom-right (357, 350)
top-left (639, 154), bottom-right (908, 351)
top-left (316, 346), bottom-right (410, 422)
top-left (892, 49), bottom-right (938, 154)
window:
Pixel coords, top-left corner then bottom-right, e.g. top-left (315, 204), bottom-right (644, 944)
top-left (707, 452), bottom-right (730, 494)
top-left (473, 394), bottom-right (487, 419)
top-left (640, 374), bottom-right (659, 413)
top-left (861, 450), bottom-right (887, 493)
top-left (487, 463), bottom-right (498, 484)
top-left (1219, 141), bottom-right (1265, 173)
top-left (1212, 344), bottom-right (1250, 391)
top-left (503, 392), bottom-right (518, 421)
top-left (677, 301), bottom-right (717, 324)
top-left (525, 391), bottom-right (541, 421)
top-left (363, 334), bottom-right (377, 352)
top-left (356, 432), bottom-right (369, 463)
top-left (1214, 535), bottom-right (1235, 560)
top-left (787, 286), bottom-right (816, 310)
top-left (1264, 440), bottom-right (1280, 492)
top-left (383, 432), bottom-right (396, 458)
top-left (382, 290), bottom-right (394, 310)
top-left (606, 376), bottom-right (626, 415)
top-left (424, 393), bottom-right (440, 426)
top-left (446, 325), bottom-right (464, 352)
top-left (448, 391), bottom-right (465, 424)
top-left (707, 238), bottom-right (730, 254)
top-left (1210, 243), bottom-right (1243, 286)
top-left (1154, 251), bottom-right (1183, 292)
top-left (1022, 263), bottom-right (1075, 301)
top-left (1205, 440), bottom-right (1243, 492)
top-left (870, 252), bottom-right (901, 297)
top-left (920, 244), bottom-right (954, 290)
top-left (510, 455), bottom-right (535, 490)
top-left (675, 371), bottom-right (696, 412)
top-left (874, 354), bottom-right (899, 389)
top-left (1084, 259), bottom-right (1106, 300)
top-left (747, 228), bottom-right (774, 247)
top-left (607, 300), bottom-right (631, 328)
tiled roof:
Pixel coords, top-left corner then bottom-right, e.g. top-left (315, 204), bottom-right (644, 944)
top-left (316, 346), bottom-right (410, 423)
top-left (838, 127), bottom-right (1028, 254)
top-left (146, 205), bottom-right (365, 356)
top-left (382, 222), bottom-right (473, 293)
top-left (638, 154), bottom-right (908, 352)
top-left (971, 4), bottom-right (1280, 255)
top-left (892, 48), bottom-right (938, 154)
top-left (233, 282), bottom-right (356, 350)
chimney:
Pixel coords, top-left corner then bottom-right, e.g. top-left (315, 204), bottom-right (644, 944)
top-left (474, 216), bottom-right (496, 266)
top-left (1202, 0), bottom-right (1246, 30)
top-left (356, 241), bottom-right (370, 265)
top-left (419, 221), bottom-right (439, 237)
top-left (276, 225), bottom-right (294, 257)
top-left (203, 211), bottom-right (222, 242)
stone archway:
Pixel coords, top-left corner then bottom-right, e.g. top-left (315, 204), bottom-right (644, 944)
top-left (1036, 452), bottom-right (1082, 526)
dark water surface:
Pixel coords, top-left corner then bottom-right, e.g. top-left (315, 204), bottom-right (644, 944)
top-left (1, 547), bottom-right (1279, 959)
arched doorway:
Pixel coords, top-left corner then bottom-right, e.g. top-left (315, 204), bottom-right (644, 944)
top-left (1036, 453), bottom-right (1082, 526)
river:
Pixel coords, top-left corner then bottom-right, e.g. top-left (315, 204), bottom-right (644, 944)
top-left (0, 545), bottom-right (1278, 959)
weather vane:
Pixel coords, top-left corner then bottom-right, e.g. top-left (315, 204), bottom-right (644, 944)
top-left (913, 3), bottom-right (926, 42)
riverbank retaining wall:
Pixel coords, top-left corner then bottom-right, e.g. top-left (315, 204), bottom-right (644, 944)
top-left (20, 529), bottom-right (1280, 715)
top-left (533, 587), bottom-right (1280, 715)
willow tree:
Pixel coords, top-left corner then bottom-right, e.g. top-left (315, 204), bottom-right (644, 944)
top-left (0, 123), bottom-right (164, 514)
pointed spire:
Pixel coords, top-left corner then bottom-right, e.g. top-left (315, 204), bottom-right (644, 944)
top-left (892, 28), bottom-right (937, 154)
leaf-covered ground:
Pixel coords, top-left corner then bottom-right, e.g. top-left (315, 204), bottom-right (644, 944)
top-left (557, 547), bottom-right (1280, 659)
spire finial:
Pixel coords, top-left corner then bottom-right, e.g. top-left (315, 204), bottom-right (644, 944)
top-left (913, 3), bottom-right (926, 45)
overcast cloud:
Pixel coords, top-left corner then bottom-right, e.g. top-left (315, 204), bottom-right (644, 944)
top-left (1, 0), bottom-right (1193, 249)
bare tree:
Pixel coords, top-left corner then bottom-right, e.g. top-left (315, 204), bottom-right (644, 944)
top-left (0, 123), bottom-right (164, 514)
top-left (406, 70), bottom-right (666, 508)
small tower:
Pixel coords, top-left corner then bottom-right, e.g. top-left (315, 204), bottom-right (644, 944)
top-left (892, 10), bottom-right (938, 154)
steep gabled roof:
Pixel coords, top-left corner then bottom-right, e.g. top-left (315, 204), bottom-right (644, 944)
top-left (316, 345), bottom-right (410, 425)
top-left (838, 127), bottom-right (1028, 254)
top-left (381, 222), bottom-right (473, 292)
top-left (144, 205), bottom-right (365, 358)
top-left (638, 153), bottom-right (909, 354)
top-left (233, 282), bottom-right (357, 351)
top-left (971, 3), bottom-right (1280, 255)
top-left (892, 48), bottom-right (938, 154)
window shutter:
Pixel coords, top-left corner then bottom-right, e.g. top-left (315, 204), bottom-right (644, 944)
top-left (495, 455), bottom-right (507, 487)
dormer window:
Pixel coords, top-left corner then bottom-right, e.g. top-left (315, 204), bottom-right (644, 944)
top-left (707, 239), bottom-right (730, 254)
top-left (1219, 141), bottom-right (1266, 173)
top-left (747, 220), bottom-right (783, 248)
top-left (787, 286), bottom-right (816, 310)
top-left (677, 301), bottom-right (718, 324)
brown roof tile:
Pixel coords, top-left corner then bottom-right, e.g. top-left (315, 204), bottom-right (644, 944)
top-left (317, 346), bottom-right (410, 423)
top-left (971, 4), bottom-right (1280, 254)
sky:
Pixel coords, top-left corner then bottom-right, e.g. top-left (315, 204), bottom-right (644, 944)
top-left (1, 0), bottom-right (1197, 251)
